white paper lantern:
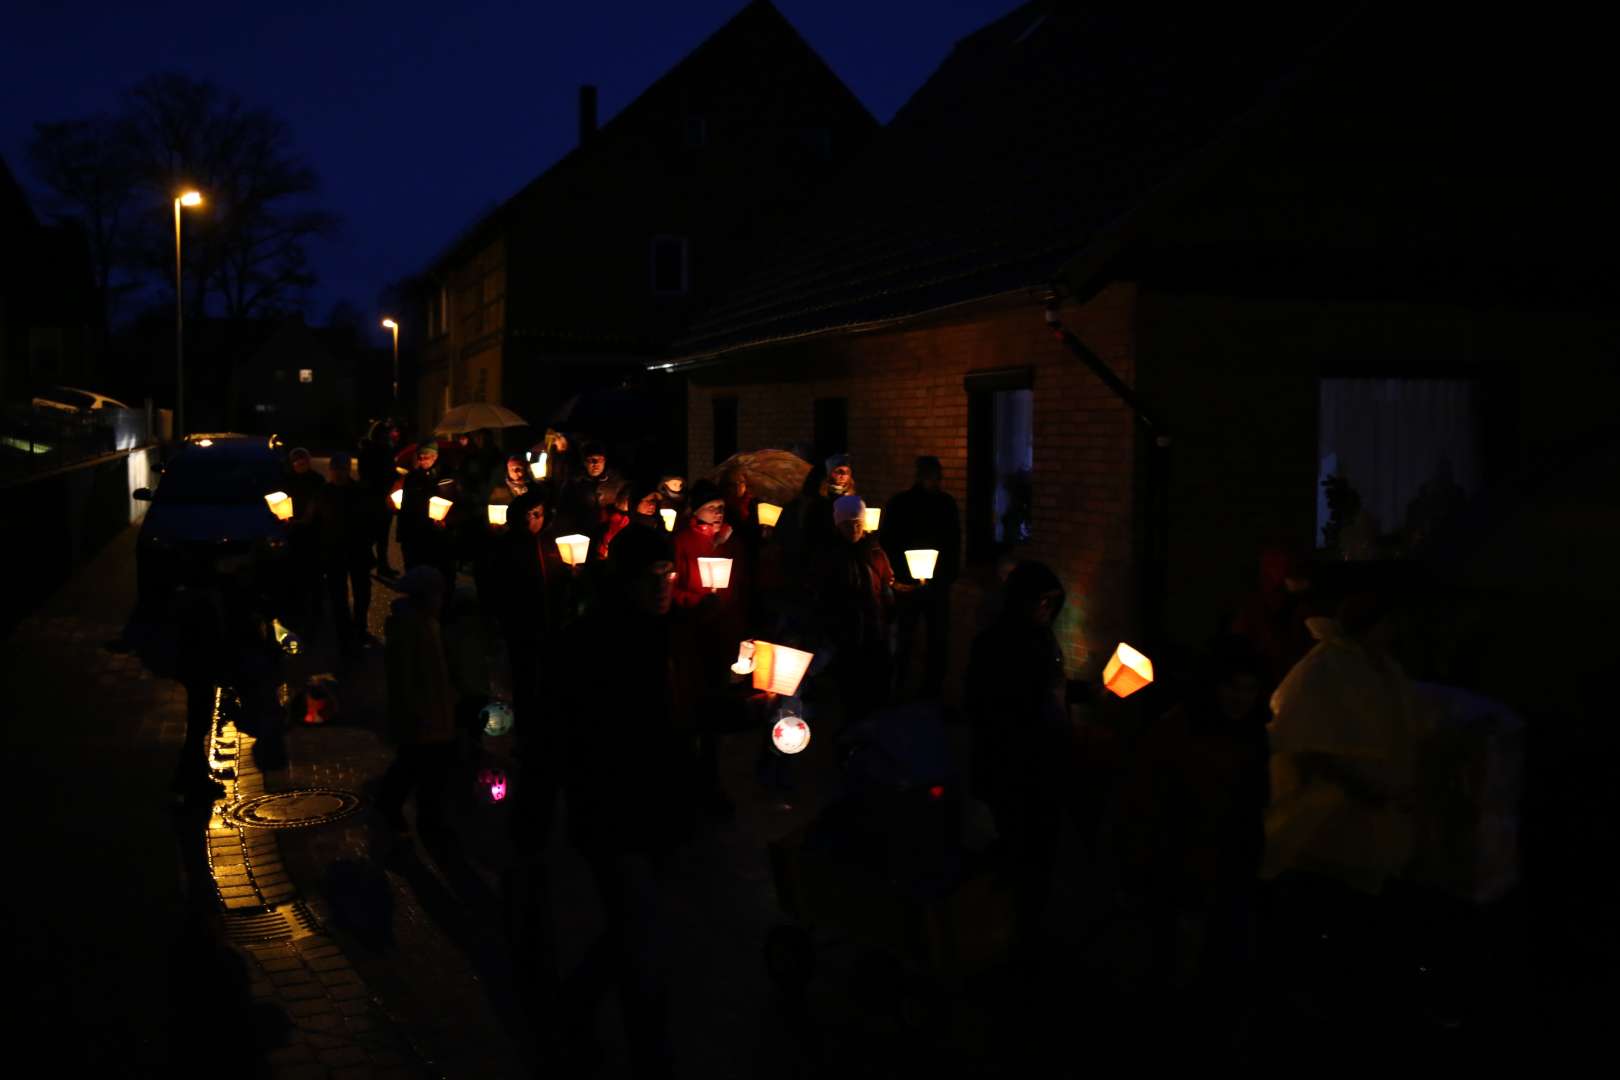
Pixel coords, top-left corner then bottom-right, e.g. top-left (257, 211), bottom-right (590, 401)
top-left (1102, 642), bottom-right (1154, 698)
top-left (731, 640), bottom-right (756, 676)
top-left (556, 533), bottom-right (591, 566)
top-left (428, 495), bottom-right (453, 522)
top-left (389, 488), bottom-right (404, 511)
top-left (752, 640), bottom-right (814, 697)
top-left (530, 452), bottom-right (548, 480)
top-left (264, 491), bottom-right (293, 521)
top-left (772, 712), bottom-right (812, 755)
top-left (697, 556), bottom-right (733, 590)
top-left (862, 506), bottom-right (882, 532)
top-left (904, 548), bottom-right (939, 583)
top-left (660, 507), bottom-right (677, 532)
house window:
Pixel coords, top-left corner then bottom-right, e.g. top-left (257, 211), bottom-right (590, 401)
top-left (965, 368), bottom-right (1035, 563)
top-left (685, 115), bottom-right (708, 148)
top-left (712, 397), bottom-right (738, 465)
top-left (1317, 378), bottom-right (1480, 554)
top-left (813, 397), bottom-right (848, 466)
top-left (298, 369), bottom-right (314, 384)
top-left (652, 236), bottom-right (688, 294)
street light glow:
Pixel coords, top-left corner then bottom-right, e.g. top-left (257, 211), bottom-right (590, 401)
top-left (381, 318), bottom-right (398, 329)
top-left (178, 190), bottom-right (203, 207)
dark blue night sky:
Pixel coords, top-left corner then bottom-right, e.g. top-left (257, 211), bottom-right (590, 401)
top-left (2, 0), bottom-right (1017, 332)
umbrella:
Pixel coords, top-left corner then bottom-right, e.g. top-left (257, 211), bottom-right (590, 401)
top-left (434, 402), bottom-right (529, 435)
top-left (708, 449), bottom-right (813, 506)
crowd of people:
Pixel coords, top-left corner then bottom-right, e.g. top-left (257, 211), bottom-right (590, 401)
top-left (168, 416), bottom-right (1460, 1074)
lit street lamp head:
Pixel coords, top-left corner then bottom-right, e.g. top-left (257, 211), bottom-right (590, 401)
top-left (178, 190), bottom-right (203, 207)
top-left (381, 318), bottom-right (398, 330)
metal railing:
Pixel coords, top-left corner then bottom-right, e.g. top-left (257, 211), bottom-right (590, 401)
top-left (0, 401), bottom-right (166, 486)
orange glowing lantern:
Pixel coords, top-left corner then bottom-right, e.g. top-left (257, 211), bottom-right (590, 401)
top-left (487, 503), bottom-right (508, 527)
top-left (752, 640), bottom-right (814, 697)
top-left (428, 495), bottom-right (453, 522)
top-left (731, 640), bottom-right (756, 676)
top-left (904, 548), bottom-right (939, 584)
top-left (697, 556), bottom-right (732, 591)
top-left (1102, 642), bottom-right (1154, 698)
top-left (757, 502), bottom-right (782, 527)
top-left (264, 491), bottom-right (293, 521)
top-left (556, 533), bottom-right (591, 566)
top-left (529, 452), bottom-right (548, 480)
top-left (660, 507), bottom-right (677, 532)
top-left (771, 712), bottom-right (812, 755)
top-left (863, 506), bottom-right (882, 532)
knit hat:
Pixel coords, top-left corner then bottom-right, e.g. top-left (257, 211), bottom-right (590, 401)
top-left (289, 447), bottom-right (311, 463)
top-left (832, 494), bottom-right (867, 525)
top-left (582, 441), bottom-right (606, 459)
top-left (688, 478), bottom-right (724, 514)
top-left (416, 440), bottom-right (439, 457)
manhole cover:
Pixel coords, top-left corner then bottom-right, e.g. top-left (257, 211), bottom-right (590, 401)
top-left (222, 788), bottom-right (362, 829)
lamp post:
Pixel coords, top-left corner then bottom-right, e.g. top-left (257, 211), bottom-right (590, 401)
top-left (381, 318), bottom-right (399, 408)
top-left (173, 190), bottom-right (203, 438)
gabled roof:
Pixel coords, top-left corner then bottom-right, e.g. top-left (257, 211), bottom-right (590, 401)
top-left (425, 0), bottom-right (870, 276)
top-left (669, 3), bottom-right (1361, 365)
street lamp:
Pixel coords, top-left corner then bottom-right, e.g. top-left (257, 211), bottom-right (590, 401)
top-left (381, 317), bottom-right (399, 407)
top-left (174, 190), bottom-right (203, 438)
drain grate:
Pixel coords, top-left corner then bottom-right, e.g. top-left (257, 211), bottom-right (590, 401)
top-left (221, 788), bottom-right (363, 830)
top-left (221, 900), bottom-right (322, 944)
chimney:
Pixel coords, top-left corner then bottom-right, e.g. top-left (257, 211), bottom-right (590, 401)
top-left (578, 84), bottom-right (598, 147)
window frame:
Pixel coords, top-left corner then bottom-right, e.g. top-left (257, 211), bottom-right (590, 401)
top-left (964, 366), bottom-right (1035, 565)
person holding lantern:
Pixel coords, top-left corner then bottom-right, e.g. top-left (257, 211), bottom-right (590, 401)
top-left (809, 493), bottom-right (897, 728)
top-left (560, 440), bottom-right (623, 537)
top-left (398, 441), bottom-right (455, 585)
top-left (598, 476), bottom-right (663, 561)
top-left (282, 447), bottom-right (327, 620)
top-left (490, 454), bottom-right (531, 507)
top-left (883, 455), bottom-right (962, 700)
top-left (657, 471), bottom-right (688, 524)
top-left (672, 479), bottom-right (748, 818)
top-left (358, 420), bottom-right (402, 578)
top-left (553, 524), bottom-right (699, 1077)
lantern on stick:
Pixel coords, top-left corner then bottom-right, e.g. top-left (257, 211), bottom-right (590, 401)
top-left (264, 491), bottom-right (293, 521)
top-left (556, 533), bottom-right (591, 567)
top-left (752, 640), bottom-right (814, 697)
top-left (757, 502), bottom-right (782, 528)
top-left (862, 506), bottom-right (882, 532)
top-left (530, 452), bottom-right (548, 481)
top-left (1102, 642), bottom-right (1154, 698)
top-left (389, 488), bottom-right (404, 511)
top-left (477, 768), bottom-right (508, 803)
top-left (480, 700), bottom-right (515, 737)
top-left (660, 507), bottom-right (677, 532)
top-left (697, 556), bottom-right (733, 592)
top-left (771, 712), bottom-right (812, 755)
top-left (904, 548), bottom-right (939, 585)
top-left (487, 504), bottom-right (508, 527)
top-left (731, 640), bottom-right (756, 676)
top-left (428, 495), bottom-right (453, 522)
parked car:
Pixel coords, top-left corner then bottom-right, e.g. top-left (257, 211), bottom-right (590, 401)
top-left (133, 435), bottom-right (290, 617)
top-left (31, 386), bottom-right (133, 415)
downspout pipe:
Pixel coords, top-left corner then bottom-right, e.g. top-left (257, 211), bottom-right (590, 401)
top-left (1043, 293), bottom-right (1173, 662)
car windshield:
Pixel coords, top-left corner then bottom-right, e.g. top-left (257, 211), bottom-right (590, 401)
top-left (155, 450), bottom-right (284, 503)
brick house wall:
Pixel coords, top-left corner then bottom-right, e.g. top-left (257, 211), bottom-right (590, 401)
top-left (686, 283), bottom-right (1140, 692)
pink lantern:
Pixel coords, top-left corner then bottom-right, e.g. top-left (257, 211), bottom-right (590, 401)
top-left (556, 533), bottom-right (591, 566)
top-left (1102, 642), bottom-right (1154, 698)
top-left (264, 491), bottom-right (293, 521)
top-left (697, 556), bottom-right (733, 591)
top-left (752, 640), bottom-right (814, 697)
top-left (477, 768), bottom-right (508, 803)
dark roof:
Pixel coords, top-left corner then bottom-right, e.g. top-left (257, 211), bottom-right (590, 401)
top-left (669, 3), bottom-right (1360, 364)
top-left (424, 0), bottom-right (868, 275)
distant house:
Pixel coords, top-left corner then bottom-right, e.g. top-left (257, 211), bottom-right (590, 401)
top-left (407, 0), bottom-right (875, 459)
top-left (663, 5), bottom-right (1620, 696)
top-left (0, 154), bottom-right (98, 402)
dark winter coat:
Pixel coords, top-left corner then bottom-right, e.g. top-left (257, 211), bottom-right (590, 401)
top-left (882, 485), bottom-right (962, 585)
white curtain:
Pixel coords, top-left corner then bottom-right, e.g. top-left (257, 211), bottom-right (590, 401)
top-left (1317, 379), bottom-right (1480, 546)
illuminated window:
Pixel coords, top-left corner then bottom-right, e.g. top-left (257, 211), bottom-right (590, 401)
top-left (298, 369), bottom-right (314, 383)
top-left (652, 236), bottom-right (688, 294)
top-left (965, 367), bottom-right (1034, 562)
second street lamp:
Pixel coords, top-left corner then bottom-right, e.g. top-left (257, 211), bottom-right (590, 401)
top-left (381, 318), bottom-right (399, 408)
top-left (174, 190), bottom-right (203, 438)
